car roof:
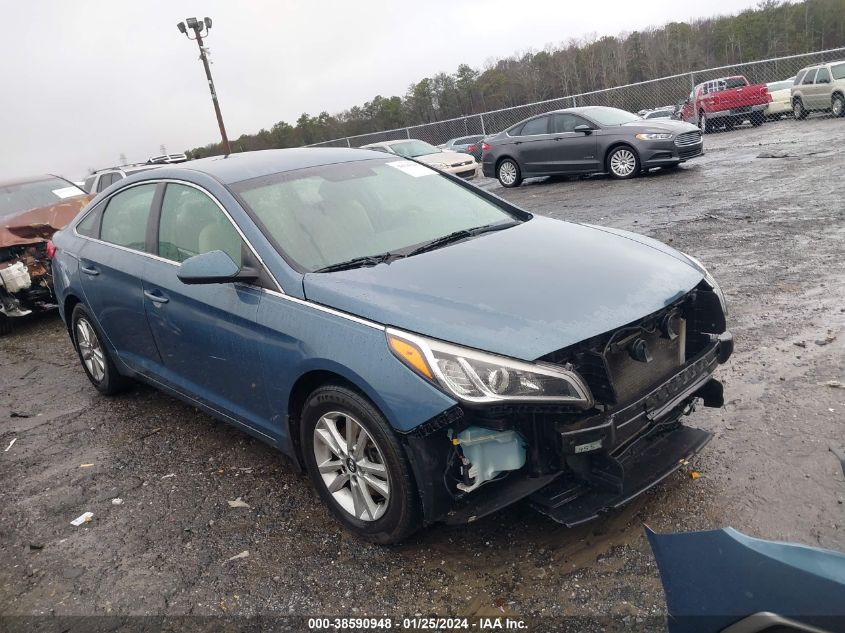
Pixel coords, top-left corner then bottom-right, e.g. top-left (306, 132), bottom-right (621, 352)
top-left (361, 139), bottom-right (423, 148)
top-left (152, 147), bottom-right (387, 185)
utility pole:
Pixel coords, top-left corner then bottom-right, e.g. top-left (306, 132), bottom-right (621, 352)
top-left (177, 17), bottom-right (231, 155)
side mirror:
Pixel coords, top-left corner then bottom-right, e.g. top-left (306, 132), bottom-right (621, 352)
top-left (177, 250), bottom-right (258, 285)
top-left (573, 124), bottom-right (593, 134)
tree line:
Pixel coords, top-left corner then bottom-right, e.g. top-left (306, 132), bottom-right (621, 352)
top-left (186, 0), bottom-right (845, 157)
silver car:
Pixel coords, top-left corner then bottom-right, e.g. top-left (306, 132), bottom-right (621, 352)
top-left (791, 60), bottom-right (845, 119)
top-left (360, 139), bottom-right (478, 179)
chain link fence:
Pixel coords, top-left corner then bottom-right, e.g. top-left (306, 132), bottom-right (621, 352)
top-left (307, 47), bottom-right (845, 149)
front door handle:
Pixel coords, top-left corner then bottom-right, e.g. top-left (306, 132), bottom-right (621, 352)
top-left (144, 290), bottom-right (169, 304)
top-left (79, 264), bottom-right (99, 276)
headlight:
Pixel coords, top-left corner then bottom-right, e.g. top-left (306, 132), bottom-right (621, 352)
top-left (635, 133), bottom-right (674, 140)
top-left (428, 162), bottom-right (448, 170)
top-left (683, 253), bottom-right (728, 315)
top-left (386, 328), bottom-right (593, 406)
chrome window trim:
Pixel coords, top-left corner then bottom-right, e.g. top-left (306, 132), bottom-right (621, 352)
top-left (72, 178), bottom-right (284, 294)
top-left (261, 288), bottom-right (385, 331)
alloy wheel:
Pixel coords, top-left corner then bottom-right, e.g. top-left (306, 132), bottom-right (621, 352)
top-left (312, 411), bottom-right (390, 522)
top-left (498, 161), bottom-right (517, 186)
top-left (76, 318), bottom-right (105, 382)
top-left (609, 149), bottom-right (636, 177)
top-left (699, 113), bottom-right (707, 134)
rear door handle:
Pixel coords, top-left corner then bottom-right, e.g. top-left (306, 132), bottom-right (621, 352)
top-left (144, 290), bottom-right (169, 304)
top-left (79, 264), bottom-right (99, 276)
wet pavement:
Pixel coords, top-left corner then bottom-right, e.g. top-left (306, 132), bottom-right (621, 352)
top-left (2, 116), bottom-right (844, 627)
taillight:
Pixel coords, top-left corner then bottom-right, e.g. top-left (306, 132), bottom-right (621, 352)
top-left (467, 144), bottom-right (477, 151)
top-left (481, 142), bottom-right (490, 152)
top-left (46, 240), bottom-right (56, 259)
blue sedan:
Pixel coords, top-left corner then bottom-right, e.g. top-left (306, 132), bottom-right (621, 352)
top-left (52, 148), bottom-right (732, 543)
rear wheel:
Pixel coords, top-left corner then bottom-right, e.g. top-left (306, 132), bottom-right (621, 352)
top-left (71, 304), bottom-right (129, 395)
top-left (832, 93), bottom-right (845, 118)
top-left (301, 385), bottom-right (421, 544)
top-left (793, 98), bottom-right (808, 120)
top-left (607, 146), bottom-right (640, 179)
top-left (749, 112), bottom-right (765, 126)
top-left (496, 159), bottom-right (522, 188)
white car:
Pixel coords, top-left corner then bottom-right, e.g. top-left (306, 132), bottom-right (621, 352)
top-left (765, 79), bottom-right (795, 118)
top-left (360, 139), bottom-right (478, 180)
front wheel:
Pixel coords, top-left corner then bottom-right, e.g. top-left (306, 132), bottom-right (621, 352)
top-left (607, 146), bottom-right (640, 179)
top-left (71, 304), bottom-right (129, 395)
top-left (793, 98), bottom-right (808, 120)
top-left (496, 159), bottom-right (522, 188)
top-left (301, 385), bottom-right (421, 544)
top-left (832, 93), bottom-right (845, 118)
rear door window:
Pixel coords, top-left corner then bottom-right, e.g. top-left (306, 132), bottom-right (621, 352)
top-left (815, 67), bottom-right (831, 84)
top-left (519, 116), bottom-right (550, 136)
top-left (99, 184), bottom-right (156, 252)
top-left (157, 183), bottom-right (244, 266)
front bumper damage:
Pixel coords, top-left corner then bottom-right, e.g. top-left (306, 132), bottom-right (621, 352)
top-left (401, 284), bottom-right (733, 527)
top-left (0, 242), bottom-right (56, 319)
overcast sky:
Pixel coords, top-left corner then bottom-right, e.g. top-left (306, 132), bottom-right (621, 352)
top-left (2, 0), bottom-right (764, 180)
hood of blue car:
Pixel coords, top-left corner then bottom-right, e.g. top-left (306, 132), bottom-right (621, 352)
top-left (302, 216), bottom-right (704, 361)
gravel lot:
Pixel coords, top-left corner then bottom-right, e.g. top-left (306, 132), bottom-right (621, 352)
top-left (2, 116), bottom-right (844, 631)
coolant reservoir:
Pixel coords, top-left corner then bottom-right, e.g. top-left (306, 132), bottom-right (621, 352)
top-left (456, 426), bottom-right (526, 493)
top-left (0, 262), bottom-right (32, 293)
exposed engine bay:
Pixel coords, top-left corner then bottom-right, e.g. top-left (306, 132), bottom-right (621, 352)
top-left (402, 281), bottom-right (732, 526)
top-left (0, 241), bottom-right (55, 318)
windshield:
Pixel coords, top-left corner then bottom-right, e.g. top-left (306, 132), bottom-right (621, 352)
top-left (386, 140), bottom-right (441, 158)
top-left (581, 107), bottom-right (641, 126)
top-left (231, 158), bottom-right (521, 272)
top-left (831, 63), bottom-right (845, 80)
top-left (0, 177), bottom-right (84, 219)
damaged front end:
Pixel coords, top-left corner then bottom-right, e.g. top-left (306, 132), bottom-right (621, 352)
top-left (0, 192), bottom-right (89, 333)
top-left (0, 241), bottom-right (56, 320)
top-left (397, 280), bottom-right (732, 527)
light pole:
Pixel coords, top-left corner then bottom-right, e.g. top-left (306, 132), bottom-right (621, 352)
top-left (177, 17), bottom-right (231, 156)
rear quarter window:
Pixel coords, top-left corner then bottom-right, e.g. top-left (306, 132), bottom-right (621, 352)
top-left (99, 184), bottom-right (156, 252)
top-left (794, 70), bottom-right (807, 85)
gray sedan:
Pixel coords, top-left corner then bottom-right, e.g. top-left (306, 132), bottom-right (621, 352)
top-left (481, 106), bottom-right (703, 187)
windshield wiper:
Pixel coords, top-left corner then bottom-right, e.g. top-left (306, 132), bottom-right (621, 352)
top-left (405, 221), bottom-right (520, 257)
top-left (314, 251), bottom-right (404, 273)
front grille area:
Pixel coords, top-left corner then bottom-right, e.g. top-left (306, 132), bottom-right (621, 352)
top-left (675, 131), bottom-right (702, 147)
top-left (604, 324), bottom-right (684, 405)
top-left (679, 147), bottom-right (703, 159)
top-left (450, 160), bottom-right (474, 168)
top-left (456, 168), bottom-right (476, 179)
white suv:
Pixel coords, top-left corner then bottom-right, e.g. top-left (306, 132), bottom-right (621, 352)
top-left (791, 60), bottom-right (845, 119)
top-left (83, 165), bottom-right (158, 195)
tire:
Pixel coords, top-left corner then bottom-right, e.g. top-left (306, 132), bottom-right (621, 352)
top-left (606, 146), bottom-right (640, 180)
top-left (300, 384), bottom-right (421, 544)
top-left (698, 111), bottom-right (712, 134)
top-left (71, 304), bottom-right (129, 395)
top-left (496, 158), bottom-right (522, 188)
top-left (793, 98), bottom-right (808, 120)
top-left (832, 93), bottom-right (845, 118)
top-left (724, 120), bottom-right (735, 131)
top-left (0, 313), bottom-right (12, 336)
top-left (749, 112), bottom-right (765, 127)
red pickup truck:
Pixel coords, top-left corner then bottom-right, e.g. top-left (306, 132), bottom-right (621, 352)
top-left (680, 76), bottom-right (771, 133)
